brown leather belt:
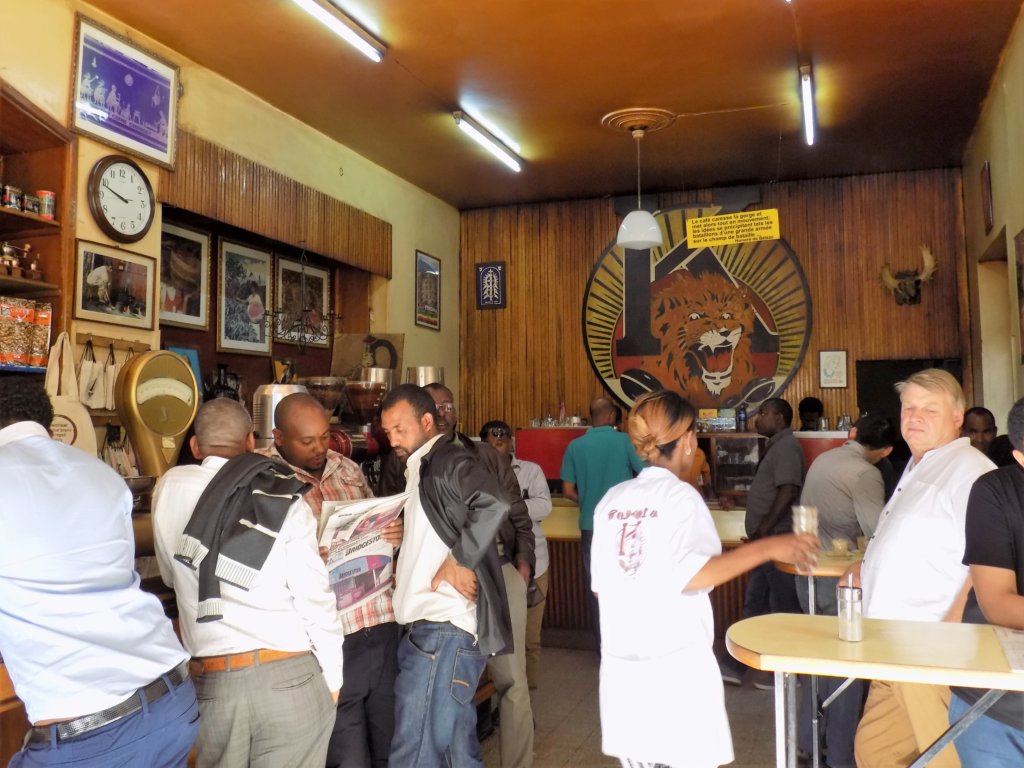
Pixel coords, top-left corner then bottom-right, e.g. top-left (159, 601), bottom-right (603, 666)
top-left (26, 660), bottom-right (189, 744)
top-left (188, 648), bottom-right (308, 675)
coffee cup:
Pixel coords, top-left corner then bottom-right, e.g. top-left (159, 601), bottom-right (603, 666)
top-left (831, 538), bottom-right (850, 556)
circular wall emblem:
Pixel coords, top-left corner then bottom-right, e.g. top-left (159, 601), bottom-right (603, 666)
top-left (582, 203), bottom-right (812, 410)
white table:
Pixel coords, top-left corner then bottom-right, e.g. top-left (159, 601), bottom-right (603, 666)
top-left (726, 613), bottom-right (1024, 768)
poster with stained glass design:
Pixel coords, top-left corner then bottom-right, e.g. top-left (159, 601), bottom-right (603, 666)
top-left (475, 261), bottom-right (506, 309)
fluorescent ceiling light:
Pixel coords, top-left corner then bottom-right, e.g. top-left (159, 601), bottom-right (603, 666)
top-left (291, 0), bottom-right (386, 63)
top-left (453, 111), bottom-right (523, 172)
top-left (800, 64), bottom-right (815, 146)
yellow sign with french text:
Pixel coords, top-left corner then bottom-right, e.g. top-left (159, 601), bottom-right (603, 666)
top-left (686, 209), bottom-right (781, 247)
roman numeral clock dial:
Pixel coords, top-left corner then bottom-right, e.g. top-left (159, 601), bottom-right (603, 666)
top-left (86, 155), bottom-right (156, 243)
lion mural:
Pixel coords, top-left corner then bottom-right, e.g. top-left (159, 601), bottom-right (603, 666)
top-left (651, 270), bottom-right (759, 407)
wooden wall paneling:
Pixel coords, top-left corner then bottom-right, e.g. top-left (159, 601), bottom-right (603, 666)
top-left (460, 169), bottom-right (971, 433)
top-left (159, 131), bottom-right (391, 277)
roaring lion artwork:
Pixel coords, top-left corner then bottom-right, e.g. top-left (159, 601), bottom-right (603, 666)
top-left (651, 270), bottom-right (758, 405)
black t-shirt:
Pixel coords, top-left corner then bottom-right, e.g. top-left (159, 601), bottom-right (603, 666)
top-left (952, 463), bottom-right (1024, 729)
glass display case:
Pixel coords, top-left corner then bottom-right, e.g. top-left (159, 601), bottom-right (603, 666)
top-left (698, 432), bottom-right (766, 505)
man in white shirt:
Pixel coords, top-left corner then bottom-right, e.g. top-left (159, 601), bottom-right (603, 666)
top-left (0, 375), bottom-right (197, 768)
top-left (380, 384), bottom-right (513, 767)
top-left (153, 398), bottom-right (344, 767)
top-left (847, 369), bottom-right (995, 768)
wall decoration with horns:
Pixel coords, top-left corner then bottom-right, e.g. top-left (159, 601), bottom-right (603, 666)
top-left (880, 245), bottom-right (937, 306)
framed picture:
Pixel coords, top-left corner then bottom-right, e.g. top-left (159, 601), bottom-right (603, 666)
top-left (160, 223), bottom-right (210, 329)
top-left (981, 161), bottom-right (994, 236)
top-left (414, 251), bottom-right (441, 331)
top-left (70, 14), bottom-right (180, 168)
top-left (218, 240), bottom-right (272, 356)
top-left (74, 240), bottom-right (155, 330)
top-left (274, 257), bottom-right (330, 348)
top-left (165, 344), bottom-right (203, 393)
top-left (819, 349), bottom-right (848, 389)
top-left (475, 261), bottom-right (506, 309)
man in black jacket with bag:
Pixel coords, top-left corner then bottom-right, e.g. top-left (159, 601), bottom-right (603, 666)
top-left (380, 384), bottom-right (512, 768)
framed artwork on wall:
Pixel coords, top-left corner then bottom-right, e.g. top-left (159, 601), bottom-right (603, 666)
top-left (217, 240), bottom-right (272, 356)
top-left (475, 261), bottom-right (506, 309)
top-left (70, 14), bottom-right (180, 168)
top-left (819, 349), bottom-right (848, 389)
top-left (74, 240), bottom-right (155, 330)
top-left (414, 250), bottom-right (441, 331)
top-left (274, 257), bottom-right (330, 348)
top-left (160, 223), bottom-right (210, 329)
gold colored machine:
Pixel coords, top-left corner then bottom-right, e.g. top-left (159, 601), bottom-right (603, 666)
top-left (115, 350), bottom-right (199, 479)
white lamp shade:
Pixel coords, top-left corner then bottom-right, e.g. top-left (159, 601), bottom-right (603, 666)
top-left (617, 209), bottom-right (663, 250)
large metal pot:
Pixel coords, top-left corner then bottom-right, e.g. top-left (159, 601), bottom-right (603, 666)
top-left (405, 366), bottom-right (444, 386)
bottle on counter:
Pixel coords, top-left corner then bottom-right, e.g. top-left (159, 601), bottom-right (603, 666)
top-left (736, 404), bottom-right (747, 433)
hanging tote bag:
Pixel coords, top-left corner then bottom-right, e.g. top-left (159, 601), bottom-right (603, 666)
top-left (44, 332), bottom-right (98, 455)
top-left (103, 343), bottom-right (121, 410)
top-left (77, 339), bottom-right (106, 409)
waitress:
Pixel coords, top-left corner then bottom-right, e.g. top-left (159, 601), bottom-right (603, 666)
top-left (592, 390), bottom-right (818, 768)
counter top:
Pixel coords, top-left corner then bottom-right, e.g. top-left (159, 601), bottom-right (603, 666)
top-left (542, 496), bottom-right (747, 545)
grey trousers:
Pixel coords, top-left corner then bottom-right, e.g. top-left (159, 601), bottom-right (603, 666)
top-left (487, 562), bottom-right (535, 767)
top-left (193, 652), bottom-right (335, 768)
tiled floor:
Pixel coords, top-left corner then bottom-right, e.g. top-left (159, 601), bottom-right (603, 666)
top-left (481, 647), bottom-right (776, 767)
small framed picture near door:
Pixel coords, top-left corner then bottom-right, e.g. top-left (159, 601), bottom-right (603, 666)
top-left (819, 349), bottom-right (848, 389)
top-left (414, 250), bottom-right (441, 331)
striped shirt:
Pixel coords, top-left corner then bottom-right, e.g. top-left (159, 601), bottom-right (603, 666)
top-left (257, 446), bottom-right (396, 634)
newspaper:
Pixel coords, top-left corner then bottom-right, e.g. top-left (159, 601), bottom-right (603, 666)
top-left (318, 491), bottom-right (411, 616)
top-left (994, 626), bottom-right (1024, 673)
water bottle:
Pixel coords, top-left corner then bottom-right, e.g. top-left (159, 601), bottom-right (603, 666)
top-left (736, 404), bottom-right (747, 432)
top-left (837, 582), bottom-right (863, 642)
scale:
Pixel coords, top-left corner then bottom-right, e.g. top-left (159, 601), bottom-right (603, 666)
top-left (115, 350), bottom-right (199, 478)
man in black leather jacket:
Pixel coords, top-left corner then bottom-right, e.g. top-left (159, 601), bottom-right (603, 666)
top-left (424, 383), bottom-right (536, 768)
top-left (380, 384), bottom-right (512, 767)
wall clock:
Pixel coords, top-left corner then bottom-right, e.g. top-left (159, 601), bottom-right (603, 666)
top-left (86, 155), bottom-right (156, 243)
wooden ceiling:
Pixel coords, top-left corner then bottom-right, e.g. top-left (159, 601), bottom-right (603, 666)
top-left (87, 0), bottom-right (1022, 210)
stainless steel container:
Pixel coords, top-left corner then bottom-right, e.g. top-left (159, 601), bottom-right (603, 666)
top-left (405, 366), bottom-right (444, 386)
top-left (252, 383), bottom-right (308, 448)
top-left (354, 366), bottom-right (394, 392)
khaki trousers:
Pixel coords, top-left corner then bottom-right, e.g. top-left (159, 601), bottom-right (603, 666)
top-left (525, 570), bottom-right (549, 689)
top-left (854, 680), bottom-right (960, 768)
top-left (487, 562), bottom-right (535, 767)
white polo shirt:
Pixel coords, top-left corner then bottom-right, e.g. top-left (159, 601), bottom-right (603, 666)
top-left (862, 437), bottom-right (995, 621)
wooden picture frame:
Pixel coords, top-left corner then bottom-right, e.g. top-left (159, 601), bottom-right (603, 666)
top-left (274, 257), bottom-right (330, 348)
top-left (160, 223), bottom-right (210, 329)
top-left (217, 240), bottom-right (272, 356)
top-left (414, 250), bottom-right (441, 331)
top-left (475, 261), bottom-right (507, 309)
top-left (70, 14), bottom-right (180, 168)
top-left (819, 349), bottom-right (848, 389)
top-left (74, 240), bottom-right (155, 330)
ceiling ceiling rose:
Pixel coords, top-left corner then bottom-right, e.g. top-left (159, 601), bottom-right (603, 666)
top-left (601, 108), bottom-right (677, 135)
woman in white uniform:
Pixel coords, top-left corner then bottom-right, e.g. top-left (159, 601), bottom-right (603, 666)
top-left (592, 390), bottom-right (818, 768)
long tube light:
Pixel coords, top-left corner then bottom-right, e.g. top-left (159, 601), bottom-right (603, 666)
top-left (291, 0), bottom-right (386, 63)
top-left (453, 111), bottom-right (523, 172)
top-left (800, 64), bottom-right (815, 146)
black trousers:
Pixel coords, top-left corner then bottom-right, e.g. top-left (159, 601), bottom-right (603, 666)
top-left (326, 621), bottom-right (400, 768)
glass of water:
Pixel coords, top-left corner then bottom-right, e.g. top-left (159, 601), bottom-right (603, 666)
top-left (792, 505), bottom-right (819, 574)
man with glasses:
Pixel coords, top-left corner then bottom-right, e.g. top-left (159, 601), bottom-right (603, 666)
top-left (481, 419), bottom-right (553, 691)
top-left (423, 384), bottom-right (537, 768)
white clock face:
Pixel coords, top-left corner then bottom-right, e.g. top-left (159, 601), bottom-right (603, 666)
top-left (97, 161), bottom-right (153, 238)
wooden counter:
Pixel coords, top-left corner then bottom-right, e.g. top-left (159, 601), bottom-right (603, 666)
top-left (541, 497), bottom-right (749, 648)
top-left (0, 665), bottom-right (29, 763)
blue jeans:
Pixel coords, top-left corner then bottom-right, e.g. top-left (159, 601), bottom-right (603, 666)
top-left (390, 621), bottom-right (487, 767)
top-left (949, 693), bottom-right (1024, 767)
top-left (10, 674), bottom-right (198, 767)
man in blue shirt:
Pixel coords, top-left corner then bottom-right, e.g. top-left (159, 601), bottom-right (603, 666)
top-left (0, 375), bottom-right (197, 767)
top-left (561, 397), bottom-right (644, 652)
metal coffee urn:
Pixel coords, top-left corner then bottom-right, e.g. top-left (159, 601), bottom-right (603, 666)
top-left (252, 383), bottom-right (308, 449)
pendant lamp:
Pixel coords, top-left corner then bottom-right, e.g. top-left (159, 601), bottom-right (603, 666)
top-left (603, 108), bottom-right (675, 249)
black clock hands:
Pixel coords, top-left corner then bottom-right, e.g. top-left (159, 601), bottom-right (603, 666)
top-left (102, 180), bottom-right (131, 204)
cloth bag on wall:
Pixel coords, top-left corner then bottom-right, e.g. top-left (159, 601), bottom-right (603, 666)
top-left (77, 339), bottom-right (106, 409)
top-left (103, 343), bottom-right (122, 411)
top-left (44, 332), bottom-right (98, 455)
